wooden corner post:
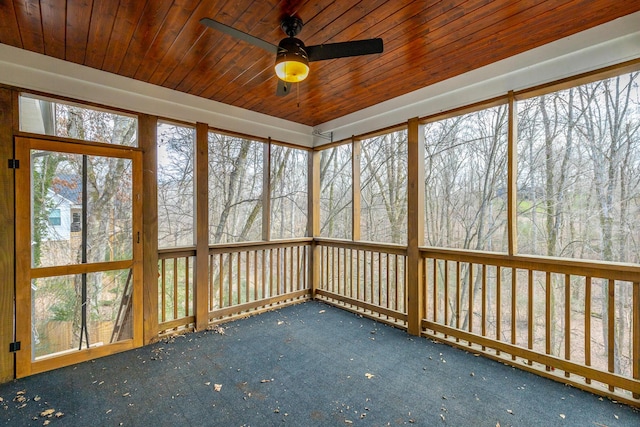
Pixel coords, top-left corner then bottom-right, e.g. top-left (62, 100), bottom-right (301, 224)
top-left (407, 117), bottom-right (425, 336)
top-left (0, 88), bottom-right (15, 382)
top-left (195, 122), bottom-right (209, 331)
top-left (308, 149), bottom-right (320, 297)
top-left (140, 114), bottom-right (159, 344)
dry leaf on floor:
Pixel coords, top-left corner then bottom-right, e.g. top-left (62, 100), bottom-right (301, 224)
top-left (365, 373), bottom-right (374, 379)
top-left (43, 420), bottom-right (50, 426)
top-left (55, 412), bottom-right (64, 418)
top-left (260, 379), bottom-right (272, 383)
top-left (319, 310), bottom-right (326, 314)
top-left (40, 408), bottom-right (55, 417)
top-left (559, 414), bottom-right (565, 419)
top-left (214, 384), bottom-right (222, 392)
top-left (506, 409), bottom-right (514, 415)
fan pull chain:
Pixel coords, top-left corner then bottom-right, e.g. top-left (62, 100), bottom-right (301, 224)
top-left (297, 82), bottom-right (300, 108)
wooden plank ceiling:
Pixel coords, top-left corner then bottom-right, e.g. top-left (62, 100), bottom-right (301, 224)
top-left (0, 1), bottom-right (638, 127)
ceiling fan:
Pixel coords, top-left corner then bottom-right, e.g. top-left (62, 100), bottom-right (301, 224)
top-left (200, 15), bottom-right (383, 96)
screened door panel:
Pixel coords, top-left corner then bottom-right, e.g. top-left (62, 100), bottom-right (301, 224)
top-left (15, 137), bottom-right (142, 377)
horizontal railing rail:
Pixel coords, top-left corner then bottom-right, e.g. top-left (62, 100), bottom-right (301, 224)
top-left (420, 247), bottom-right (640, 406)
top-left (316, 239), bottom-right (408, 326)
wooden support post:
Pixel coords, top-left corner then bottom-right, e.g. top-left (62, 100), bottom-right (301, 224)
top-left (262, 140), bottom-right (271, 241)
top-left (352, 138), bottom-right (361, 241)
top-left (194, 122), bottom-right (209, 330)
top-left (507, 91), bottom-right (518, 256)
top-left (407, 117), bottom-right (424, 336)
top-left (0, 88), bottom-right (15, 382)
top-left (308, 150), bottom-right (320, 297)
top-left (140, 114), bottom-right (159, 344)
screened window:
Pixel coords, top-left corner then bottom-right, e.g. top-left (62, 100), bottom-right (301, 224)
top-left (319, 144), bottom-right (352, 239)
top-left (19, 94), bottom-right (137, 147)
top-left (208, 132), bottom-right (263, 244)
top-left (157, 122), bottom-right (195, 248)
top-left (423, 105), bottom-right (508, 251)
top-left (516, 72), bottom-right (640, 263)
top-left (360, 130), bottom-right (407, 244)
top-left (270, 145), bottom-right (308, 239)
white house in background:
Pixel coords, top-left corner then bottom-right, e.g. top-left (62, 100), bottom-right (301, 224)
top-left (43, 175), bottom-right (82, 243)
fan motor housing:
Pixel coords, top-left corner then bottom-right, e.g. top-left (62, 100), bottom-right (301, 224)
top-left (281, 16), bottom-right (304, 37)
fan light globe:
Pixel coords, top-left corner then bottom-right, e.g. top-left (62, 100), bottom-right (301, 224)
top-left (274, 38), bottom-right (309, 83)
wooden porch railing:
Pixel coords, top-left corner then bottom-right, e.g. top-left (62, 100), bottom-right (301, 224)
top-left (157, 239), bottom-right (639, 406)
top-left (158, 249), bottom-right (195, 334)
top-left (315, 239), bottom-right (408, 327)
top-left (208, 239), bottom-right (312, 321)
top-left (157, 240), bottom-right (312, 333)
top-left (420, 247), bottom-right (640, 406)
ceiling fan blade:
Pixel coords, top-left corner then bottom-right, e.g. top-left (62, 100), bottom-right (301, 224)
top-left (200, 18), bottom-right (278, 54)
top-left (276, 79), bottom-right (292, 97)
top-left (306, 38), bottom-right (383, 62)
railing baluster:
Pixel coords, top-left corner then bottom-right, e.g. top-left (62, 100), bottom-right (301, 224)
top-left (269, 248), bottom-right (274, 298)
top-left (585, 276), bottom-right (591, 384)
top-left (545, 271), bottom-right (551, 370)
top-left (235, 252), bottom-right (240, 304)
top-left (633, 281), bottom-right (639, 399)
top-left (228, 252), bottom-right (233, 306)
top-left (378, 251), bottom-right (383, 308)
top-left (219, 253), bottom-right (224, 308)
top-left (261, 250), bottom-right (266, 299)
top-left (386, 253), bottom-right (390, 309)
top-left (245, 251), bottom-right (250, 303)
top-left (173, 258), bottom-right (178, 320)
top-left (565, 274), bottom-right (571, 377)
top-left (497, 266), bottom-right (503, 341)
top-left (608, 278), bottom-right (615, 391)
top-left (209, 254), bottom-right (214, 310)
top-left (161, 259), bottom-right (166, 322)
top-left (512, 267), bottom-right (516, 360)
top-left (185, 257), bottom-right (190, 316)
top-left (455, 261), bottom-right (461, 332)
top-left (289, 246), bottom-right (294, 294)
top-left (338, 247), bottom-right (342, 296)
top-left (528, 269), bottom-right (533, 365)
top-left (363, 251), bottom-right (368, 304)
top-left (277, 247), bottom-right (281, 296)
top-left (254, 250), bottom-right (258, 301)
top-left (433, 259), bottom-right (438, 324)
top-left (396, 254), bottom-right (400, 312)
top-left (349, 248), bottom-right (354, 298)
top-left (481, 264), bottom-right (486, 350)
top-left (403, 255), bottom-right (407, 314)
top-left (369, 251), bottom-right (374, 306)
top-left (444, 260), bottom-right (449, 330)
top-left (468, 263), bottom-right (473, 336)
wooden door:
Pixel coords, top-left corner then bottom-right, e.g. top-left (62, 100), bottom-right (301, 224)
top-left (14, 137), bottom-right (143, 377)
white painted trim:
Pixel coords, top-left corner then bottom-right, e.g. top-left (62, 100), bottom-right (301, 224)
top-left (313, 11), bottom-right (640, 146)
top-left (0, 44), bottom-right (313, 147)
